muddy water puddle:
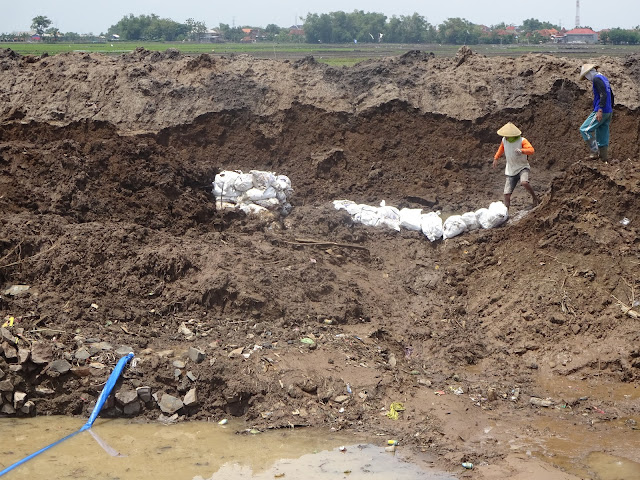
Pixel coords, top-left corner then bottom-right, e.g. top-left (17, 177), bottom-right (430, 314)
top-left (0, 417), bottom-right (455, 480)
top-left (530, 376), bottom-right (640, 479)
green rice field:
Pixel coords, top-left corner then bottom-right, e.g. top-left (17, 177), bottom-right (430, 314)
top-left (2, 41), bottom-right (638, 66)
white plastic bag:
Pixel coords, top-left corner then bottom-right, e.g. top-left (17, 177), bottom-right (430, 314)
top-left (443, 215), bottom-right (468, 239)
top-left (421, 212), bottom-right (443, 242)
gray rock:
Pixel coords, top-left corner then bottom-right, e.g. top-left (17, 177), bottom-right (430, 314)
top-left (158, 393), bottom-right (183, 414)
top-left (1, 327), bottom-right (17, 345)
top-left (74, 347), bottom-right (91, 361)
top-left (333, 395), bottom-right (350, 404)
top-left (2, 342), bottom-right (18, 361)
top-left (188, 347), bottom-right (206, 364)
top-left (123, 400), bottom-right (141, 416)
top-left (0, 380), bottom-right (13, 392)
top-left (13, 391), bottom-right (26, 409)
top-left (186, 371), bottom-right (196, 382)
top-left (18, 349), bottom-right (30, 364)
top-left (136, 386), bottom-right (152, 403)
top-left (183, 388), bottom-right (198, 407)
top-left (31, 342), bottom-right (53, 364)
top-left (172, 360), bottom-right (186, 369)
top-left (115, 389), bottom-right (138, 407)
top-left (49, 359), bottom-right (72, 374)
top-left (0, 368), bottom-right (3, 379)
top-left (1, 403), bottom-right (15, 414)
top-left (20, 400), bottom-right (36, 416)
top-left (116, 346), bottom-right (133, 356)
top-left (3, 285), bottom-right (30, 296)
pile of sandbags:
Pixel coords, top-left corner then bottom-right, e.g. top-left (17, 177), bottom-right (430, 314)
top-left (333, 199), bottom-right (509, 242)
top-left (213, 170), bottom-right (293, 216)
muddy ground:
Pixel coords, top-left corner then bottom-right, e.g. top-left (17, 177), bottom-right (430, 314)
top-left (0, 46), bottom-right (639, 479)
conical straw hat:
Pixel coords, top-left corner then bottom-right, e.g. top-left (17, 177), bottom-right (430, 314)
top-left (579, 63), bottom-right (598, 80)
top-left (496, 122), bottom-right (521, 137)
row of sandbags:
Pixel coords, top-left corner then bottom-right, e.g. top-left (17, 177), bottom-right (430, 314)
top-left (333, 199), bottom-right (509, 241)
top-left (212, 170), bottom-right (293, 215)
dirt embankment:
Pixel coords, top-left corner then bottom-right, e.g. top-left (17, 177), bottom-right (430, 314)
top-left (1, 46), bottom-right (639, 478)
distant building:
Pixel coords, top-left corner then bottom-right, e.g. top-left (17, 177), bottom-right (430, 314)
top-left (562, 28), bottom-right (599, 44)
top-left (241, 28), bottom-right (260, 43)
top-left (289, 25), bottom-right (304, 36)
top-left (202, 29), bottom-right (222, 43)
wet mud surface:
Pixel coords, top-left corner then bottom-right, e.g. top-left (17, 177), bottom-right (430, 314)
top-left (1, 46), bottom-right (639, 479)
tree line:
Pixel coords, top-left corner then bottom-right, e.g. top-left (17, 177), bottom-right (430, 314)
top-left (4, 13), bottom-right (640, 45)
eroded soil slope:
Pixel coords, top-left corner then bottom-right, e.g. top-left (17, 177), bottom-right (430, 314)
top-left (1, 47), bottom-right (639, 479)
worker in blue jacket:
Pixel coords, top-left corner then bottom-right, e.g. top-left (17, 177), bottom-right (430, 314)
top-left (579, 63), bottom-right (614, 162)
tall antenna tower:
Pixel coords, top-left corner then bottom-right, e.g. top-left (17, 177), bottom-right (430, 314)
top-left (575, 0), bottom-right (580, 27)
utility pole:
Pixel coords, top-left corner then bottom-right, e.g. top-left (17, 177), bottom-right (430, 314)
top-left (575, 0), bottom-right (580, 28)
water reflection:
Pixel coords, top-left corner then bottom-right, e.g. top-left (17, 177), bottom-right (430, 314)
top-left (0, 417), bottom-right (454, 480)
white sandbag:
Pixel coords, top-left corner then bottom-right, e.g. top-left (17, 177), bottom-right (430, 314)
top-left (333, 200), bottom-right (355, 211)
top-left (254, 198), bottom-right (281, 209)
top-left (476, 201), bottom-right (509, 229)
top-left (275, 175), bottom-right (292, 191)
top-left (345, 203), bottom-right (363, 216)
top-left (378, 201), bottom-right (401, 231)
top-left (421, 212), bottom-right (443, 242)
top-left (250, 170), bottom-right (277, 189)
top-left (214, 171), bottom-right (240, 188)
top-left (355, 205), bottom-right (381, 227)
top-left (213, 171), bottom-right (242, 197)
top-left (238, 203), bottom-right (269, 215)
top-left (243, 186), bottom-right (277, 202)
top-left (443, 215), bottom-right (468, 239)
top-left (234, 173), bottom-right (254, 192)
top-left (212, 184), bottom-right (240, 199)
top-left (461, 211), bottom-right (481, 231)
top-left (399, 208), bottom-right (423, 231)
top-left (215, 200), bottom-right (237, 211)
top-left (276, 190), bottom-right (288, 202)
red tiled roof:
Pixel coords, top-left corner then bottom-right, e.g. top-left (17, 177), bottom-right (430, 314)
top-left (566, 28), bottom-right (597, 34)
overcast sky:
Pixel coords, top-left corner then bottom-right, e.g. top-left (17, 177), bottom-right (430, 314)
top-left (2, 0), bottom-right (637, 34)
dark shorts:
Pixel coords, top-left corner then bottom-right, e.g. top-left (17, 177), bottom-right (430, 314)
top-left (504, 168), bottom-right (530, 194)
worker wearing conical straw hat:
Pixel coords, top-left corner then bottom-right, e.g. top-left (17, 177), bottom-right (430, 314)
top-left (493, 122), bottom-right (539, 210)
top-left (578, 63), bottom-right (614, 162)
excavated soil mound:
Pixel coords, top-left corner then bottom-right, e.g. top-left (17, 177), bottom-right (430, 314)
top-left (1, 46), bottom-right (639, 478)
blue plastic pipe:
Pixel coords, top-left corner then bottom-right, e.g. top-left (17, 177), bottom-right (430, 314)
top-left (0, 353), bottom-right (134, 477)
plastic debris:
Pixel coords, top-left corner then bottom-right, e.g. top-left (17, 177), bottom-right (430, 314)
top-left (385, 402), bottom-right (405, 420)
top-left (2, 316), bottom-right (14, 328)
top-left (620, 217), bottom-right (631, 226)
top-left (218, 418), bottom-right (228, 425)
top-left (462, 462), bottom-right (474, 469)
top-left (387, 439), bottom-right (399, 446)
